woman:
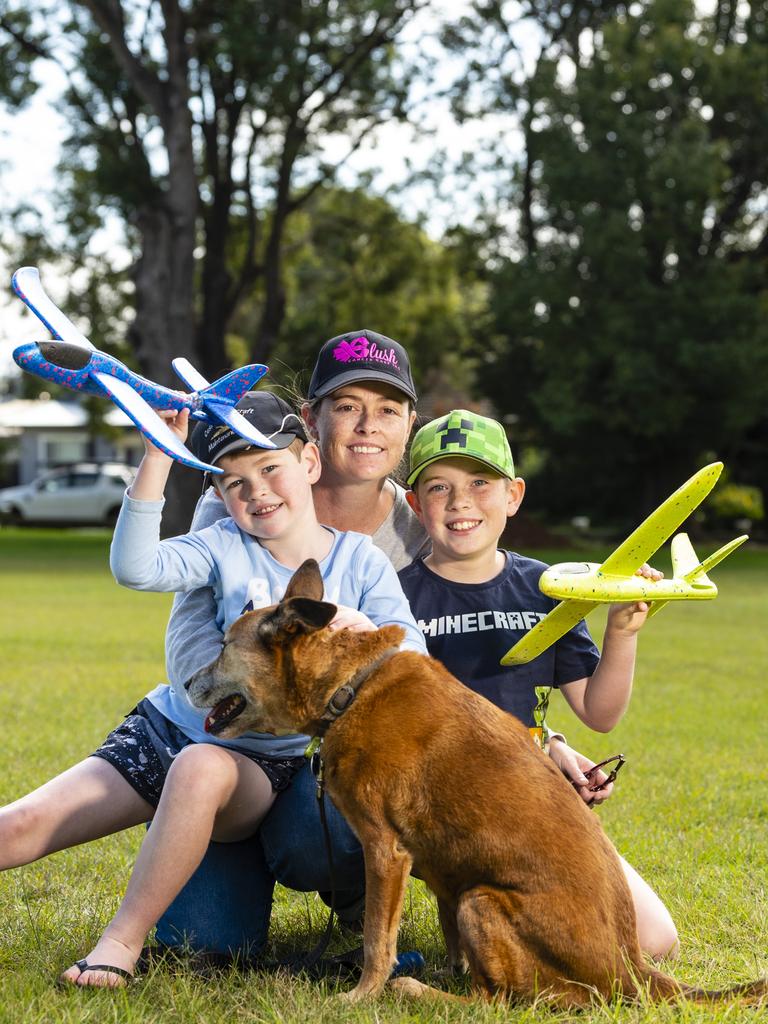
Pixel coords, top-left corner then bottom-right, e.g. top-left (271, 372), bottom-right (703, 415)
top-left (155, 328), bottom-right (676, 962)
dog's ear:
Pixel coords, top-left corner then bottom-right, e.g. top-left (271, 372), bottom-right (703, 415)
top-left (257, 597), bottom-right (337, 646)
top-left (283, 559), bottom-right (325, 602)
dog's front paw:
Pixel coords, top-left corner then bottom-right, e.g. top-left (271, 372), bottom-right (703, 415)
top-left (336, 990), bottom-right (359, 1005)
top-left (337, 984), bottom-right (377, 1004)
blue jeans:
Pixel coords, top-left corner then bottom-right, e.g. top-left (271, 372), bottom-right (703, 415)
top-left (155, 759), bottom-right (365, 955)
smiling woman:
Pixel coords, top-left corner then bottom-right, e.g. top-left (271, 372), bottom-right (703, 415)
top-left (299, 330), bottom-right (420, 550)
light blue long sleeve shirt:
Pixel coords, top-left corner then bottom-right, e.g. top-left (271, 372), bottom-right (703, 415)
top-left (111, 494), bottom-right (426, 757)
top-left (165, 482), bottom-right (428, 692)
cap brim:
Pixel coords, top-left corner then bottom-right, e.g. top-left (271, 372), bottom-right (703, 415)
top-left (311, 368), bottom-right (417, 403)
top-left (211, 430), bottom-right (300, 466)
top-left (407, 453), bottom-right (514, 487)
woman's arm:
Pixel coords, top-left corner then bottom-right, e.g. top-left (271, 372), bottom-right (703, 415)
top-left (356, 543), bottom-right (428, 653)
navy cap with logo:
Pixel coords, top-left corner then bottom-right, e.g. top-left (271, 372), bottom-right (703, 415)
top-left (307, 329), bottom-right (417, 403)
top-left (190, 391), bottom-right (307, 468)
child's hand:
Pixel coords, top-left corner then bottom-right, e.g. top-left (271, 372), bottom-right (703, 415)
top-left (606, 562), bottom-right (663, 635)
top-left (142, 407), bottom-right (190, 459)
top-left (548, 738), bottom-right (614, 806)
top-left (328, 606), bottom-right (377, 633)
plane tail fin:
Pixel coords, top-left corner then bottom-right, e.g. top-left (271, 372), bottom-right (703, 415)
top-left (669, 532), bottom-right (701, 580)
top-left (202, 399), bottom-right (277, 449)
top-left (198, 364), bottom-right (270, 405)
top-left (171, 358), bottom-right (271, 406)
top-left (646, 533), bottom-right (748, 619)
top-left (172, 359), bottom-right (276, 448)
top-left (682, 533), bottom-right (749, 582)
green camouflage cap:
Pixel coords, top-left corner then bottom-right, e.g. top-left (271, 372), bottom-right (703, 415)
top-left (407, 409), bottom-right (515, 486)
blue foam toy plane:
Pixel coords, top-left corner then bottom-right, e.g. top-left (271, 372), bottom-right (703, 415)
top-left (11, 267), bottom-right (275, 473)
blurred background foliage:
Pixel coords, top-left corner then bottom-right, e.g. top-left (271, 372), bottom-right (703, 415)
top-left (0, 0), bottom-right (765, 532)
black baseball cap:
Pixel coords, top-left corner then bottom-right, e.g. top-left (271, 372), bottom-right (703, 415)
top-left (190, 391), bottom-right (307, 467)
top-left (307, 330), bottom-right (417, 403)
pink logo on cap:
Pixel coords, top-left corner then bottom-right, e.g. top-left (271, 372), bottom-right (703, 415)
top-left (333, 336), bottom-right (369, 362)
top-left (333, 335), bottom-right (400, 369)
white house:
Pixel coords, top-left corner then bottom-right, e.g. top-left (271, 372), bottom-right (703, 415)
top-left (0, 398), bottom-right (143, 485)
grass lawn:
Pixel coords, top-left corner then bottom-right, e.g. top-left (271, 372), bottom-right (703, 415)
top-left (0, 528), bottom-right (766, 1023)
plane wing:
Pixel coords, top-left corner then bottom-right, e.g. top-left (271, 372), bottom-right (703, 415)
top-left (12, 267), bottom-right (95, 350)
top-left (598, 463), bottom-right (723, 576)
top-left (500, 599), bottom-right (596, 666)
top-left (92, 371), bottom-right (220, 473)
top-left (203, 399), bottom-right (277, 449)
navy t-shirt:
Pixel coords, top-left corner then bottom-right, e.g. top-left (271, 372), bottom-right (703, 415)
top-left (398, 553), bottom-right (600, 728)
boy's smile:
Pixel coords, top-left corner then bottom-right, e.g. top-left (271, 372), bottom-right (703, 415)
top-left (408, 457), bottom-right (524, 575)
top-left (445, 517), bottom-right (483, 533)
top-left (215, 444), bottom-right (321, 549)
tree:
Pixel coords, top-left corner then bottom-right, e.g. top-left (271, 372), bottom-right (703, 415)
top-left (0, 0), bottom-right (428, 529)
top-left (470, 0), bottom-right (768, 520)
top-left (262, 186), bottom-right (489, 397)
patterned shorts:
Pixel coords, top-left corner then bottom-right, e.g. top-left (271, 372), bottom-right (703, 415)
top-left (91, 698), bottom-right (305, 807)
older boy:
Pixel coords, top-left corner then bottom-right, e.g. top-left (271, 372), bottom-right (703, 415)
top-left (399, 409), bottom-right (678, 959)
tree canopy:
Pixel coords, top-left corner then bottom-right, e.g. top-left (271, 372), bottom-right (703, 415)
top-left (0, 0), bottom-right (766, 529)
top-left (462, 0), bottom-right (768, 518)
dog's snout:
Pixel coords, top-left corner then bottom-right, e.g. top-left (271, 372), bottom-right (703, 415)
top-left (185, 662), bottom-right (215, 703)
top-left (184, 669), bottom-right (204, 692)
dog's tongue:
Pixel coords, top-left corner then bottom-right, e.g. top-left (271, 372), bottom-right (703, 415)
top-left (204, 694), bottom-right (247, 734)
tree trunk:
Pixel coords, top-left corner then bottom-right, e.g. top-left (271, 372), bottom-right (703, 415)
top-left (129, 203), bottom-right (201, 536)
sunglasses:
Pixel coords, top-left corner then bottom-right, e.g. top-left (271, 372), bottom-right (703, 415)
top-left (583, 754), bottom-right (626, 792)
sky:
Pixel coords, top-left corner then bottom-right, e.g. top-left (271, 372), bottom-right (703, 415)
top-left (0, 60), bottom-right (69, 379)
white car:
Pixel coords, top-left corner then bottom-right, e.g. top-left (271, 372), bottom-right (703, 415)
top-left (0, 462), bottom-right (135, 526)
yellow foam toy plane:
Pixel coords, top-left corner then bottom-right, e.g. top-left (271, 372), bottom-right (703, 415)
top-left (501, 462), bottom-right (747, 666)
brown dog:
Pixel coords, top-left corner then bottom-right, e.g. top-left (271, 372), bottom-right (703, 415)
top-left (187, 560), bottom-right (766, 1008)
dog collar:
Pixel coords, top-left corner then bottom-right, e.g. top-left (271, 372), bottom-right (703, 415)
top-left (305, 646), bottom-right (399, 757)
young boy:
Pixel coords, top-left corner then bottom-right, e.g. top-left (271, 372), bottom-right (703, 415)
top-left (399, 409), bottom-right (678, 959)
top-left (29, 391), bottom-right (423, 987)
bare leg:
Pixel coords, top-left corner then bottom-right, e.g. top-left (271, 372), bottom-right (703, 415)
top-left (619, 855), bottom-right (679, 959)
top-left (0, 756), bottom-right (154, 868)
top-left (61, 743), bottom-right (275, 987)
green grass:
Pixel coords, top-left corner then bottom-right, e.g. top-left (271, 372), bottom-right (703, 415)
top-left (0, 528), bottom-right (766, 1022)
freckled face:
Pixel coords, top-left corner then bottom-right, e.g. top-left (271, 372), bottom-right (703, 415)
top-left (304, 383), bottom-right (416, 483)
top-left (214, 444), bottom-right (320, 541)
top-left (410, 457), bottom-right (523, 562)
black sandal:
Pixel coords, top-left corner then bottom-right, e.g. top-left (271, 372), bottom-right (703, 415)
top-left (58, 958), bottom-right (136, 988)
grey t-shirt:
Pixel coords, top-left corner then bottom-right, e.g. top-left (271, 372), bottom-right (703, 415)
top-left (164, 480), bottom-right (429, 687)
